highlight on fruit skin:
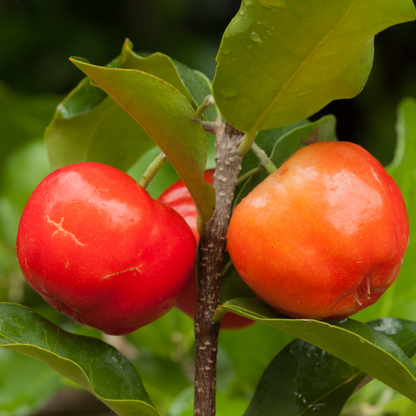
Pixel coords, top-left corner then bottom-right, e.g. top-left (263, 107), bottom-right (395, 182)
top-left (158, 169), bottom-right (254, 330)
top-left (227, 141), bottom-right (409, 321)
top-left (16, 162), bottom-right (197, 335)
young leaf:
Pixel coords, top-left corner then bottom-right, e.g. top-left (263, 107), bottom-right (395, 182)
top-left (45, 40), bottom-right (218, 173)
top-left (120, 40), bottom-right (220, 122)
top-left (0, 303), bottom-right (160, 416)
top-left (70, 58), bottom-right (215, 225)
top-left (213, 0), bottom-right (416, 133)
top-left (244, 318), bottom-right (416, 415)
top-left (45, 85), bottom-right (156, 172)
top-left (221, 298), bottom-right (416, 403)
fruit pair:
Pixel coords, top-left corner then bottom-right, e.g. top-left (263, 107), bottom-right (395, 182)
top-left (16, 141), bottom-right (409, 334)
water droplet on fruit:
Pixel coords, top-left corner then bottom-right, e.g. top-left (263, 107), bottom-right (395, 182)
top-left (250, 32), bottom-right (262, 43)
top-left (224, 32), bottom-right (230, 38)
top-left (245, 0), bottom-right (253, 5)
top-left (239, 10), bottom-right (245, 15)
top-left (163, 304), bottom-right (169, 310)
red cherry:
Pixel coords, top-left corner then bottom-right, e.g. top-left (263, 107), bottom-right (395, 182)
top-left (17, 162), bottom-right (196, 335)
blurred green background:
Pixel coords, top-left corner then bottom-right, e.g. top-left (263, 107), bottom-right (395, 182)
top-left (1, 1), bottom-right (416, 416)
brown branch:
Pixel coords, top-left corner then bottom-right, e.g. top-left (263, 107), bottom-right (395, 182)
top-left (194, 123), bottom-right (244, 416)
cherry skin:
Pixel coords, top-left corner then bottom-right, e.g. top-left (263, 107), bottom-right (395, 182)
top-left (227, 142), bottom-right (409, 320)
top-left (158, 169), bottom-right (254, 330)
top-left (16, 162), bottom-right (196, 335)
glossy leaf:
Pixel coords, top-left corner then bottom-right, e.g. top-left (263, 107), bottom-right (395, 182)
top-left (71, 58), bottom-right (215, 224)
top-left (0, 303), bottom-right (160, 416)
top-left (244, 318), bottom-right (416, 415)
top-left (45, 40), bottom-right (218, 174)
top-left (213, 0), bottom-right (416, 133)
top-left (221, 298), bottom-right (416, 403)
top-left (45, 78), bottom-right (155, 173)
top-left (354, 97), bottom-right (416, 323)
top-left (119, 40), bottom-right (219, 122)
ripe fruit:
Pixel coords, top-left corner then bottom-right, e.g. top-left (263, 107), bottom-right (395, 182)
top-left (16, 162), bottom-right (196, 335)
top-left (158, 169), bottom-right (254, 330)
top-left (227, 142), bottom-right (409, 320)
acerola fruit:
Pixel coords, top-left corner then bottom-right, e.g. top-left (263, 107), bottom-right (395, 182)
top-left (227, 142), bottom-right (409, 320)
top-left (16, 162), bottom-right (196, 335)
top-left (158, 169), bottom-right (254, 330)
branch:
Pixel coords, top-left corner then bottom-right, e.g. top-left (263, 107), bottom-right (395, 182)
top-left (194, 123), bottom-right (244, 416)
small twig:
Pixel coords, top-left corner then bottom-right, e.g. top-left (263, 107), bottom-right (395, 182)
top-left (235, 129), bottom-right (257, 158)
top-left (194, 120), bottom-right (220, 134)
top-left (221, 259), bottom-right (233, 277)
top-left (138, 152), bottom-right (168, 189)
top-left (250, 142), bottom-right (277, 174)
top-left (211, 306), bottom-right (226, 324)
top-left (236, 166), bottom-right (265, 186)
top-left (195, 95), bottom-right (215, 119)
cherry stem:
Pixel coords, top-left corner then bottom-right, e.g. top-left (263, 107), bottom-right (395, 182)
top-left (211, 306), bottom-right (226, 324)
top-left (250, 142), bottom-right (278, 174)
top-left (235, 129), bottom-right (257, 158)
top-left (139, 152), bottom-right (168, 190)
top-left (236, 166), bottom-right (265, 186)
top-left (195, 95), bottom-right (215, 119)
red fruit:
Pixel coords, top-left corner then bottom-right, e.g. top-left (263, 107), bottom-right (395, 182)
top-left (227, 142), bottom-right (409, 320)
top-left (16, 162), bottom-right (196, 335)
top-left (158, 169), bottom-right (254, 330)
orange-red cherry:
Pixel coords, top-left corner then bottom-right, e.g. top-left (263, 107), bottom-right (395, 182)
top-left (227, 142), bottom-right (409, 320)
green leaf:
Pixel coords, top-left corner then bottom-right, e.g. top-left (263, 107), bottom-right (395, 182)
top-left (44, 80), bottom-right (155, 173)
top-left (244, 318), bottom-right (416, 415)
top-left (213, 0), bottom-right (416, 133)
top-left (0, 303), bottom-right (160, 416)
top-left (354, 97), bottom-right (416, 323)
top-left (221, 298), bottom-right (416, 403)
top-left (45, 40), bottom-right (218, 175)
top-left (70, 58), bottom-right (215, 224)
top-left (120, 40), bottom-right (219, 122)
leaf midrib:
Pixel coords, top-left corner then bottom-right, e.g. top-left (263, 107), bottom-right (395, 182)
top-left (251, 0), bottom-right (359, 134)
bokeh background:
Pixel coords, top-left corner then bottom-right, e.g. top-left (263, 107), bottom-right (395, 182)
top-left (1, 1), bottom-right (416, 416)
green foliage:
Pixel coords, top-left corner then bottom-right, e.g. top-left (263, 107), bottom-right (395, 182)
top-left (244, 318), bottom-right (416, 416)
top-left (1, 1), bottom-right (416, 416)
top-left (0, 303), bottom-right (159, 416)
top-left (212, 0), bottom-right (416, 133)
top-left (222, 299), bottom-right (416, 403)
top-left (0, 349), bottom-right (60, 416)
